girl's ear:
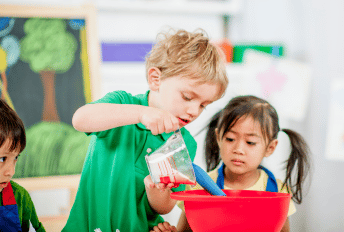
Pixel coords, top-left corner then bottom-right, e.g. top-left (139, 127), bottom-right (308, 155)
top-left (265, 139), bottom-right (278, 157)
top-left (147, 67), bottom-right (162, 91)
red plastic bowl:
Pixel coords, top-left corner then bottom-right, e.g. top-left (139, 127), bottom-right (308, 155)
top-left (171, 189), bottom-right (291, 232)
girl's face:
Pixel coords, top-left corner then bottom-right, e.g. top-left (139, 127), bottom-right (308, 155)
top-left (216, 116), bottom-right (277, 177)
top-left (0, 139), bottom-right (19, 192)
top-left (148, 68), bottom-right (220, 128)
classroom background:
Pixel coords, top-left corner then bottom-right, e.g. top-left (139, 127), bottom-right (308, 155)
top-left (1, 0), bottom-right (344, 231)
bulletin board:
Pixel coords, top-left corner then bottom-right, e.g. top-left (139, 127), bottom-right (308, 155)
top-left (0, 4), bottom-right (101, 180)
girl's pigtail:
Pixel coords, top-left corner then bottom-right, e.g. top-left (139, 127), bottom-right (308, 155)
top-left (281, 128), bottom-right (310, 204)
top-left (205, 111), bottom-right (222, 172)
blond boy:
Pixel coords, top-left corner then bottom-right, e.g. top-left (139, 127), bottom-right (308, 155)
top-left (63, 29), bottom-right (228, 232)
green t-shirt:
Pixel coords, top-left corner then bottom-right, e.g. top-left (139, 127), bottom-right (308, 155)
top-left (0, 181), bottom-right (45, 232)
top-left (63, 91), bottom-right (197, 232)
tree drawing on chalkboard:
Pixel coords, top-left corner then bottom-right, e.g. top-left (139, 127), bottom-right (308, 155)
top-left (20, 18), bottom-right (77, 122)
top-left (0, 14), bottom-right (96, 178)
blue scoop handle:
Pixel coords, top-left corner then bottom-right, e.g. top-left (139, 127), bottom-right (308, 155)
top-left (192, 163), bottom-right (226, 196)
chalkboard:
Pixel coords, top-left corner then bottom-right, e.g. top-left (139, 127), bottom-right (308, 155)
top-left (0, 4), bottom-right (101, 178)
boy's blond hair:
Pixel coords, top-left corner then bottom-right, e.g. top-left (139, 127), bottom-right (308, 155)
top-left (145, 28), bottom-right (228, 98)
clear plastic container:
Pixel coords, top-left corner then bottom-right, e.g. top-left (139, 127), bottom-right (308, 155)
top-left (145, 130), bottom-right (196, 186)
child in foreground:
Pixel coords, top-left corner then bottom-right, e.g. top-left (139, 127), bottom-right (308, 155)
top-left (155, 95), bottom-right (311, 232)
top-left (0, 99), bottom-right (45, 232)
top-left (63, 28), bottom-right (228, 232)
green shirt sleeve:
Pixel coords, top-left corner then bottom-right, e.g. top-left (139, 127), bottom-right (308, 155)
top-left (10, 181), bottom-right (46, 232)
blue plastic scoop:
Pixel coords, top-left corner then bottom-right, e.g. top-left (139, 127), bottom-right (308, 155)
top-left (192, 163), bottom-right (226, 196)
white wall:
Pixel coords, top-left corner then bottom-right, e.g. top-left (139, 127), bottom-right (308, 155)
top-left (302, 1), bottom-right (344, 231)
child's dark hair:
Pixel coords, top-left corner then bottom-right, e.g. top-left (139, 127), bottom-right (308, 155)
top-left (205, 95), bottom-right (310, 204)
top-left (0, 99), bottom-right (26, 153)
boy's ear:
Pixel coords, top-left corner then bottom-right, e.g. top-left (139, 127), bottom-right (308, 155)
top-left (265, 139), bottom-right (278, 157)
top-left (147, 67), bottom-right (162, 91)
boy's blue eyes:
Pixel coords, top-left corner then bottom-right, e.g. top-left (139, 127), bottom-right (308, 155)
top-left (182, 95), bottom-right (191, 101)
top-left (0, 155), bottom-right (20, 163)
top-left (182, 94), bottom-right (206, 109)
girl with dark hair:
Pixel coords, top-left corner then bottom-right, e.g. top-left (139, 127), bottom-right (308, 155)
top-left (176, 95), bottom-right (311, 232)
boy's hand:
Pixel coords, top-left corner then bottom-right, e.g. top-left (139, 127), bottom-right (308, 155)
top-left (144, 175), bottom-right (176, 191)
top-left (150, 222), bottom-right (178, 232)
top-left (144, 175), bottom-right (178, 214)
top-left (140, 107), bottom-right (179, 135)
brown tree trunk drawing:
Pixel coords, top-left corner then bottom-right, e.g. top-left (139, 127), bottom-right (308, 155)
top-left (1, 71), bottom-right (7, 100)
top-left (40, 71), bottom-right (60, 122)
